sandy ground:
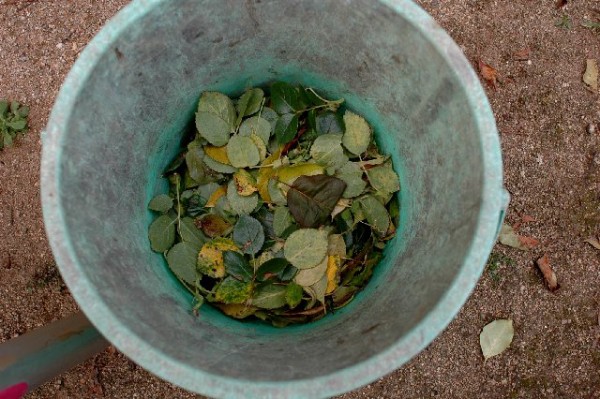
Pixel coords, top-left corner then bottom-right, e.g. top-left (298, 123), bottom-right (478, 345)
top-left (0, 0), bottom-right (599, 398)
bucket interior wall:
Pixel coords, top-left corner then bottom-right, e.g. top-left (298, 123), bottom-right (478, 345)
top-left (56, 0), bottom-right (483, 381)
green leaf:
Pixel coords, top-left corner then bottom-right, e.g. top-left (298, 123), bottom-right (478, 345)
top-left (148, 194), bottom-right (173, 213)
top-left (273, 206), bottom-right (294, 237)
top-left (309, 133), bottom-right (348, 171)
top-left (7, 120), bottom-right (26, 131)
top-left (239, 116), bottom-right (271, 144)
top-left (227, 180), bottom-right (259, 215)
top-left (336, 161), bottom-right (367, 198)
top-left (280, 264), bottom-right (298, 281)
top-left (356, 195), bottom-right (390, 235)
top-left (17, 106), bottom-right (29, 118)
top-left (227, 135), bottom-right (260, 168)
top-left (195, 112), bottom-right (231, 146)
top-left (236, 88), bottom-right (264, 125)
top-left (284, 228), bottom-right (328, 269)
top-left (232, 215), bottom-right (265, 255)
top-left (197, 91), bottom-right (236, 130)
top-left (148, 213), bottom-right (177, 252)
top-left (251, 283), bottom-right (287, 309)
top-left (3, 132), bottom-right (13, 148)
top-left (270, 82), bottom-right (300, 114)
top-left (223, 250), bottom-right (253, 282)
top-left (10, 101), bottom-right (19, 113)
top-left (294, 256), bottom-right (328, 287)
top-left (166, 242), bottom-right (199, 284)
top-left (203, 154), bottom-right (237, 174)
top-left (185, 144), bottom-right (207, 183)
top-left (368, 161), bottom-right (400, 194)
top-left (215, 277), bottom-right (253, 304)
top-left (0, 101), bottom-right (8, 115)
top-left (480, 319), bottom-right (514, 360)
top-left (274, 113), bottom-right (299, 144)
top-left (163, 151), bottom-right (186, 174)
top-left (256, 258), bottom-right (290, 282)
top-left (316, 111), bottom-right (344, 135)
top-left (287, 175), bottom-right (347, 228)
top-left (260, 107), bottom-right (279, 132)
top-left (179, 217), bottom-right (208, 247)
top-left (285, 283), bottom-right (303, 308)
top-left (301, 87), bottom-right (326, 107)
top-left (267, 178), bottom-right (287, 206)
top-left (342, 111), bottom-right (371, 156)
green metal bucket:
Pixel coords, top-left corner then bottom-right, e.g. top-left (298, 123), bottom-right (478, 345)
top-left (41, 1), bottom-right (507, 397)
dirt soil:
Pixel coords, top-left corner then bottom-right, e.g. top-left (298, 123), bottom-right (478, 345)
top-left (1, 0), bottom-right (599, 398)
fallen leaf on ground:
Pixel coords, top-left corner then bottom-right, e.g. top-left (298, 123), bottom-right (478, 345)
top-left (513, 213), bottom-right (536, 230)
top-left (583, 59), bottom-right (598, 92)
top-left (480, 319), bottom-right (514, 360)
top-left (584, 236), bottom-right (600, 250)
top-left (479, 60), bottom-right (499, 90)
top-left (513, 47), bottom-right (530, 61)
top-left (536, 254), bottom-right (559, 292)
top-left (555, 0), bottom-right (567, 9)
top-left (498, 223), bottom-right (539, 250)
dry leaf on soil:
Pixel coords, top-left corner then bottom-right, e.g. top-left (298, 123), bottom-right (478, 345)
top-left (479, 60), bottom-right (499, 90)
top-left (513, 48), bottom-right (531, 61)
top-left (555, 0), bottom-right (568, 9)
top-left (536, 254), bottom-right (559, 292)
top-left (498, 223), bottom-right (539, 250)
top-left (480, 319), bottom-right (514, 360)
top-left (583, 59), bottom-right (598, 92)
top-left (584, 236), bottom-right (600, 250)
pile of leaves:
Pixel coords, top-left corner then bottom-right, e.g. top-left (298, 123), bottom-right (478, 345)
top-left (147, 83), bottom-right (400, 326)
top-left (0, 100), bottom-right (29, 150)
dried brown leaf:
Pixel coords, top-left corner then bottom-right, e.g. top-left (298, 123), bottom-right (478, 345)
top-left (513, 47), bottom-right (531, 61)
top-left (583, 59), bottom-right (598, 92)
top-left (479, 60), bottom-right (499, 90)
top-left (536, 254), bottom-right (559, 292)
top-left (584, 236), bottom-right (600, 250)
top-left (518, 235), bottom-right (540, 249)
top-left (555, 0), bottom-right (567, 9)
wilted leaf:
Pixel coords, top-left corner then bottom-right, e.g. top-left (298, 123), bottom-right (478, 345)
top-left (336, 161), bottom-right (366, 198)
top-left (215, 303), bottom-right (257, 319)
top-left (356, 195), bottom-right (390, 235)
top-left (233, 169), bottom-right (258, 196)
top-left (233, 215), bottom-right (265, 255)
top-left (166, 242), bottom-right (199, 284)
top-left (326, 255), bottom-right (341, 294)
top-left (179, 217), bottom-right (208, 247)
top-left (498, 223), bottom-right (539, 250)
top-left (215, 277), bottom-right (253, 304)
top-left (583, 59), bottom-right (598, 92)
top-left (250, 133), bottom-right (268, 160)
top-left (239, 116), bottom-right (271, 145)
top-left (536, 254), bottom-right (559, 291)
top-left (227, 180), bottom-right (259, 215)
top-left (294, 256), bottom-right (328, 287)
top-left (204, 145), bottom-right (231, 165)
top-left (367, 161), bottom-right (400, 195)
top-left (513, 47), bottom-right (531, 61)
top-left (480, 319), bottom-right (514, 360)
top-left (555, 0), bottom-right (567, 9)
top-left (148, 213), bottom-right (177, 252)
top-left (328, 234), bottom-right (346, 257)
top-left (195, 214), bottom-right (231, 238)
top-left (310, 133), bottom-right (348, 171)
top-left (276, 163), bottom-right (325, 186)
top-left (185, 144), bottom-right (208, 182)
top-left (342, 111), bottom-right (371, 156)
top-left (284, 228), bottom-right (329, 269)
top-left (251, 283), bottom-right (288, 309)
top-left (287, 175), bottom-right (347, 228)
top-left (205, 185), bottom-right (227, 208)
top-left (148, 194), bottom-right (173, 213)
top-left (227, 135), bottom-right (260, 168)
top-left (479, 60), bottom-right (499, 90)
top-left (197, 238), bottom-right (238, 278)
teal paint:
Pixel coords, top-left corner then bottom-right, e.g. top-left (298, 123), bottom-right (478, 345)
top-left (41, 0), bottom-right (508, 398)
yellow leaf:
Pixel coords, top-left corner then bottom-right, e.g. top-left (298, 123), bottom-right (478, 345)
top-left (233, 169), bottom-right (258, 197)
top-left (257, 148), bottom-right (282, 202)
top-left (250, 134), bottom-right (267, 160)
top-left (197, 238), bottom-right (239, 278)
top-left (326, 255), bottom-right (341, 294)
top-left (205, 185), bottom-right (227, 208)
top-left (331, 198), bottom-right (350, 219)
top-left (276, 163), bottom-right (324, 186)
top-left (215, 303), bottom-right (257, 319)
top-left (205, 145), bottom-right (231, 165)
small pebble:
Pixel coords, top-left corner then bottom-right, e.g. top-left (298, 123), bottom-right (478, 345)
top-left (587, 123), bottom-right (597, 135)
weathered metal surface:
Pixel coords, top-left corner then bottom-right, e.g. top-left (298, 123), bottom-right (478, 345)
top-left (40, 0), bottom-right (506, 398)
